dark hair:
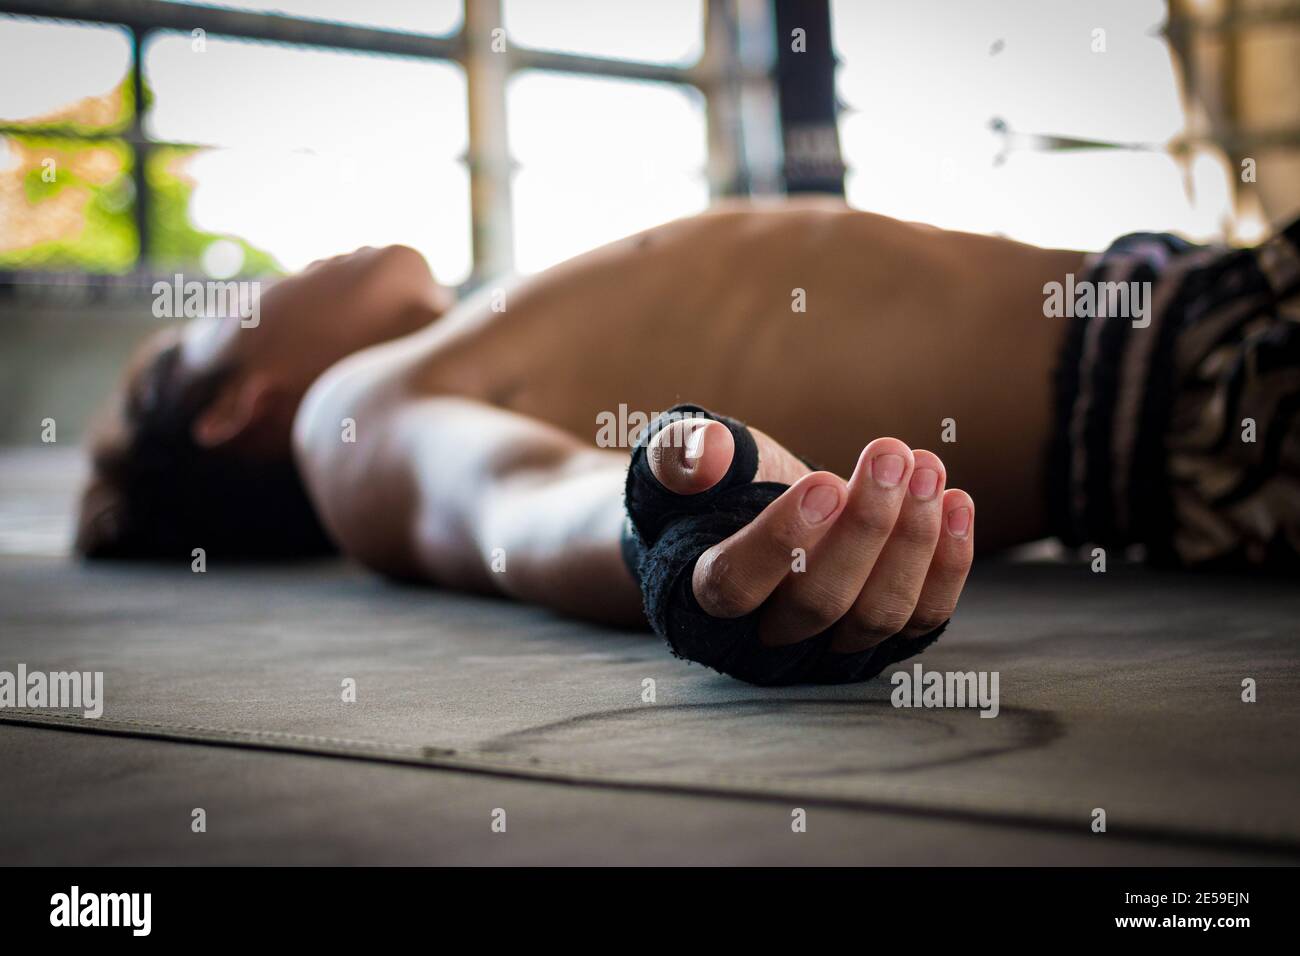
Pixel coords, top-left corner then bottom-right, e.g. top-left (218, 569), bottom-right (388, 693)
top-left (76, 341), bottom-right (335, 560)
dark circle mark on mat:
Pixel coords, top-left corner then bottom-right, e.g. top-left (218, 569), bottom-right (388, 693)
top-left (5, 709), bottom-right (1298, 856)
top-left (480, 700), bottom-right (1062, 777)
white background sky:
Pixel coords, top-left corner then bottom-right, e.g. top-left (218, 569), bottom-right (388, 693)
top-left (0, 0), bottom-right (1233, 281)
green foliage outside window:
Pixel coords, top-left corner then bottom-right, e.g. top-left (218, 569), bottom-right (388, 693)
top-left (0, 79), bottom-right (280, 276)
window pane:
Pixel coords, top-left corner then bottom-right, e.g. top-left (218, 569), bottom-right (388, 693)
top-left (512, 168), bottom-right (708, 274)
top-left (504, 0), bottom-right (702, 65)
top-left (0, 135), bottom-right (136, 273)
top-left (157, 0), bottom-right (462, 35)
top-left (834, 0), bottom-right (1179, 143)
top-left (831, 0), bottom-right (1225, 249)
top-left (149, 146), bottom-right (471, 283)
top-left (145, 33), bottom-right (467, 157)
top-left (147, 145), bottom-right (279, 276)
top-left (508, 72), bottom-right (708, 272)
top-left (847, 150), bottom-right (1217, 254)
top-left (141, 33), bottom-right (472, 281)
top-left (0, 19), bottom-right (132, 131)
top-left (509, 72), bottom-right (705, 169)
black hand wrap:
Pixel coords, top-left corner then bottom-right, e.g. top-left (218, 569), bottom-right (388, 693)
top-left (623, 404), bottom-right (947, 686)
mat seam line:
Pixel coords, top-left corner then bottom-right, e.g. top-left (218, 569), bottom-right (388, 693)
top-left (3, 708), bottom-right (1298, 855)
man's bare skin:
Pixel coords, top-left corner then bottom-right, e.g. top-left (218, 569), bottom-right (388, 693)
top-left (83, 199), bottom-right (1085, 652)
top-left (274, 199), bottom-right (1085, 642)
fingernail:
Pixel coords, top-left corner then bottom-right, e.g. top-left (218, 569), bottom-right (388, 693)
top-left (683, 423), bottom-right (708, 467)
top-left (800, 484), bottom-right (840, 523)
top-left (872, 453), bottom-right (905, 488)
top-left (946, 506), bottom-right (971, 538)
top-left (909, 468), bottom-right (939, 500)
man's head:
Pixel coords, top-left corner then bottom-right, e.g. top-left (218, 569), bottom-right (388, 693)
top-left (76, 245), bottom-right (451, 561)
top-left (76, 324), bottom-right (335, 559)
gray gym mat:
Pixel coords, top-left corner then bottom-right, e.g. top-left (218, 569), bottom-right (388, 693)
top-left (1, 449), bottom-right (1298, 863)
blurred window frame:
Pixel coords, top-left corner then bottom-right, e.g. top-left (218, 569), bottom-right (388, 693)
top-left (0, 0), bottom-right (797, 288)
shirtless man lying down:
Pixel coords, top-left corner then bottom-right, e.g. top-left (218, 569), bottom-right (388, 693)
top-left (76, 199), bottom-right (1300, 684)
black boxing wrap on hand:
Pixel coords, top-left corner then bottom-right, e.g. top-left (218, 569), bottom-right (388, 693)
top-left (622, 404), bottom-right (947, 686)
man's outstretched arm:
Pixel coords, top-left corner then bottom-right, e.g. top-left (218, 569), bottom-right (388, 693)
top-left (294, 362), bottom-right (645, 626)
top-left (293, 356), bottom-right (973, 659)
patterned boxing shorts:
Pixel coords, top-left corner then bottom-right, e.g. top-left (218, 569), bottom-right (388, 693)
top-left (1048, 218), bottom-right (1300, 568)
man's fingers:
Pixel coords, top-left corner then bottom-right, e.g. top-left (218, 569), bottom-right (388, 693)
top-left (898, 488), bottom-right (974, 638)
top-left (758, 438), bottom-right (913, 645)
top-left (692, 473), bottom-right (846, 619)
top-left (829, 449), bottom-right (946, 652)
top-left (682, 438), bottom-right (971, 652)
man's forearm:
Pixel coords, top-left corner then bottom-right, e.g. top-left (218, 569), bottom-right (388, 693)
top-left (295, 373), bottom-right (642, 623)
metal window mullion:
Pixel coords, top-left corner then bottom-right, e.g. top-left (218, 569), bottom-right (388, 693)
top-left (0, 0), bottom-right (463, 60)
top-left (707, 0), bottom-right (783, 197)
top-left (464, 0), bottom-right (513, 282)
top-left (701, 0), bottom-right (745, 197)
top-left (129, 24), bottom-right (151, 271)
